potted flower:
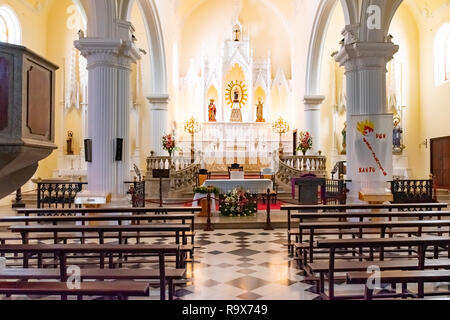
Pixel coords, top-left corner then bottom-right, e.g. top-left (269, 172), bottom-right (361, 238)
top-left (297, 131), bottom-right (313, 156)
top-left (162, 133), bottom-right (178, 157)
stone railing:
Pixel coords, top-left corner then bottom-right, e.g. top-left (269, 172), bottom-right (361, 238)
top-left (146, 155), bottom-right (193, 173)
top-left (146, 155), bottom-right (200, 192)
top-left (170, 163), bottom-right (201, 191)
top-left (277, 155), bottom-right (327, 185)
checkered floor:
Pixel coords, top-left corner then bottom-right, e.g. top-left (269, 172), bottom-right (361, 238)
top-left (1, 229), bottom-right (449, 300)
top-left (177, 229), bottom-right (318, 300)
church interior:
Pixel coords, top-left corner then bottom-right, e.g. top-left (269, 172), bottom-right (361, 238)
top-left (0, 0), bottom-right (449, 302)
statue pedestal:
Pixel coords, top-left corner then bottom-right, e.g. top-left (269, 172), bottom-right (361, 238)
top-left (359, 191), bottom-right (393, 222)
top-left (230, 108), bottom-right (243, 122)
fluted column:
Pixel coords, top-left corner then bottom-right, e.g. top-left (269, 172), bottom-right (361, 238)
top-left (303, 95), bottom-right (325, 154)
top-left (75, 37), bottom-right (140, 197)
top-left (148, 94), bottom-right (170, 156)
top-left (336, 41), bottom-right (398, 194)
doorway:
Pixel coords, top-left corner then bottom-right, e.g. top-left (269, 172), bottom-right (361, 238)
top-left (431, 136), bottom-right (450, 189)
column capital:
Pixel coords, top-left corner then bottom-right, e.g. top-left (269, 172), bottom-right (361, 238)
top-left (335, 42), bottom-right (399, 73)
top-left (147, 94), bottom-right (170, 110)
top-left (74, 38), bottom-right (141, 70)
top-left (304, 95), bottom-right (325, 105)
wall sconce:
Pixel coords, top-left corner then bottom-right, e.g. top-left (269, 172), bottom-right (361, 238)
top-left (420, 139), bottom-right (428, 149)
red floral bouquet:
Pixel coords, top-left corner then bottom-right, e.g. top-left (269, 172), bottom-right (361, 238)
top-left (297, 131), bottom-right (313, 155)
top-left (162, 133), bottom-right (178, 156)
top-left (221, 188), bottom-right (256, 217)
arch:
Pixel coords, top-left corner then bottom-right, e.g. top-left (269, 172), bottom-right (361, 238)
top-left (0, 5), bottom-right (21, 45)
top-left (72, 0), bottom-right (88, 27)
top-left (305, 0), bottom-right (339, 96)
top-left (435, 23), bottom-right (450, 85)
top-left (124, 0), bottom-right (168, 95)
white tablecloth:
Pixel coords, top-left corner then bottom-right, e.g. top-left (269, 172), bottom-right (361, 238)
top-left (193, 193), bottom-right (217, 210)
top-left (203, 179), bottom-right (273, 194)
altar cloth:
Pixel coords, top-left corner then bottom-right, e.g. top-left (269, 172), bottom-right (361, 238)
top-left (203, 179), bottom-right (273, 194)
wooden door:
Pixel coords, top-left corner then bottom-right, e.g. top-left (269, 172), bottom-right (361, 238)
top-left (431, 136), bottom-right (450, 189)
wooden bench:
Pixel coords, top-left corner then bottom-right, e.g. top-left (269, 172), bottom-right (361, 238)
top-left (297, 220), bottom-right (450, 264)
top-left (315, 236), bottom-right (450, 300)
top-left (347, 270), bottom-right (450, 300)
top-left (306, 258), bottom-right (450, 295)
top-left (0, 244), bottom-right (181, 300)
top-left (0, 281), bottom-right (150, 300)
top-left (281, 203), bottom-right (448, 254)
top-left (0, 268), bottom-right (186, 300)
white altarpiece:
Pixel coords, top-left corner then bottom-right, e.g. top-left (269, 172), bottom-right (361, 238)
top-left (175, 20), bottom-right (293, 170)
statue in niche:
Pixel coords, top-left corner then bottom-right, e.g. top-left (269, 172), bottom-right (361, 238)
top-left (208, 99), bottom-right (217, 122)
top-left (341, 122), bottom-right (347, 155)
top-left (256, 98), bottom-right (265, 123)
top-left (66, 131), bottom-right (74, 155)
top-left (233, 89), bottom-right (240, 103)
top-left (393, 116), bottom-right (405, 154)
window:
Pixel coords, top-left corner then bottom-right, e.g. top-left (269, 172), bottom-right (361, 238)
top-left (0, 5), bottom-right (21, 45)
top-left (435, 23), bottom-right (450, 85)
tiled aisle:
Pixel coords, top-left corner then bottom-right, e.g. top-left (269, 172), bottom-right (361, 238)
top-left (176, 229), bottom-right (319, 300)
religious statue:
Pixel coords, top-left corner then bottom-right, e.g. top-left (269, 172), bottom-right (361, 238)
top-left (208, 99), bottom-right (217, 122)
top-left (393, 116), bottom-right (405, 153)
top-left (66, 131), bottom-right (74, 155)
top-left (233, 89), bottom-right (240, 103)
top-left (341, 122), bottom-right (347, 155)
top-left (256, 98), bottom-right (265, 122)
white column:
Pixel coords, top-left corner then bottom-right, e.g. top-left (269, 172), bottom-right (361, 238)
top-left (148, 94), bottom-right (170, 156)
top-left (335, 41), bottom-right (398, 195)
top-left (303, 95), bottom-right (325, 154)
top-left (75, 37), bottom-right (140, 198)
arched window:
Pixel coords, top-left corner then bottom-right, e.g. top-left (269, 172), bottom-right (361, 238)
top-left (0, 5), bottom-right (21, 45)
top-left (435, 23), bottom-right (450, 85)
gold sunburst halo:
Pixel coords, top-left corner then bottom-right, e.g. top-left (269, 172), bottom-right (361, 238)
top-left (225, 80), bottom-right (248, 109)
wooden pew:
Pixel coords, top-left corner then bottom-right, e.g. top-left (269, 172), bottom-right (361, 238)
top-left (281, 202), bottom-right (448, 254)
top-left (315, 236), bottom-right (450, 300)
top-left (287, 211), bottom-right (450, 255)
top-left (0, 244), bottom-right (181, 300)
top-left (0, 281), bottom-right (150, 300)
top-left (1, 213), bottom-right (196, 245)
top-left (346, 270), bottom-right (450, 300)
top-left (298, 220), bottom-right (450, 263)
top-left (9, 224), bottom-right (191, 268)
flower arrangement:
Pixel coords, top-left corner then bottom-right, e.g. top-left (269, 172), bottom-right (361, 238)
top-left (220, 188), bottom-right (257, 217)
top-left (297, 131), bottom-right (313, 155)
top-left (193, 186), bottom-right (220, 196)
top-left (162, 133), bottom-right (178, 157)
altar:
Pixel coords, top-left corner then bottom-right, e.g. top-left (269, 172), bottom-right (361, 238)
top-left (203, 179), bottom-right (273, 194)
top-left (177, 121), bottom-right (284, 172)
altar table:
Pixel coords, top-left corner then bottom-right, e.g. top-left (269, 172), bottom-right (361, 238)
top-left (203, 179), bottom-right (273, 194)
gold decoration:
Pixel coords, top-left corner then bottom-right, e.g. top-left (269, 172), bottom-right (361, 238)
top-left (272, 117), bottom-right (290, 155)
top-left (225, 80), bottom-right (248, 109)
top-left (184, 117), bottom-right (201, 164)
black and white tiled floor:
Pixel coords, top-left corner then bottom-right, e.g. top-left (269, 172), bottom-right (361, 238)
top-left (176, 230), bottom-right (318, 300)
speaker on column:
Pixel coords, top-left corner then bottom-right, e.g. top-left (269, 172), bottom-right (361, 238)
top-left (84, 139), bottom-right (92, 163)
top-left (115, 138), bottom-right (123, 161)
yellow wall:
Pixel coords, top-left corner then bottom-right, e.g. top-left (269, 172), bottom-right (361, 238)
top-left (416, 7), bottom-right (450, 178)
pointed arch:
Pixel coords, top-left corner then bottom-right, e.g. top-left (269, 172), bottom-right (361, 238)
top-left (124, 0), bottom-right (168, 95)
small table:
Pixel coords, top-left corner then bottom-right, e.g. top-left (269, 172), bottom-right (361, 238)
top-left (359, 191), bottom-right (394, 222)
top-left (193, 193), bottom-right (217, 216)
